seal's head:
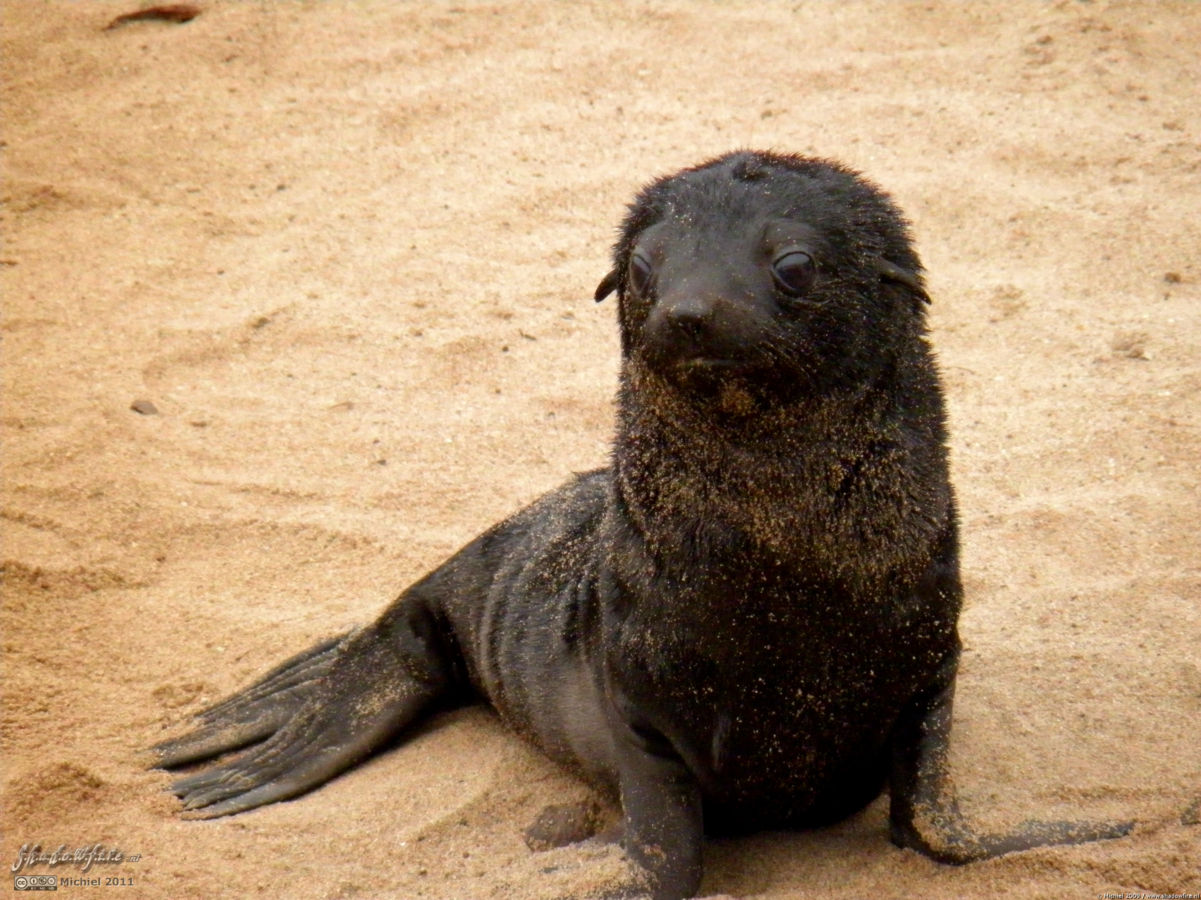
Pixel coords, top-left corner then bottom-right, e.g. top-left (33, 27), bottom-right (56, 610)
top-left (596, 151), bottom-right (930, 415)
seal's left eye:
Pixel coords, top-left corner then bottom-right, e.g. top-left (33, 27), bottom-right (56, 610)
top-left (771, 250), bottom-right (815, 297)
top-left (629, 253), bottom-right (653, 297)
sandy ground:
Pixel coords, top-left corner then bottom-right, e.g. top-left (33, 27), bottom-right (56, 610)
top-left (2, 1), bottom-right (1199, 898)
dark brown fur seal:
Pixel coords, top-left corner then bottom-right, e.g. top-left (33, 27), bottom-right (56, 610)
top-left (150, 151), bottom-right (1132, 899)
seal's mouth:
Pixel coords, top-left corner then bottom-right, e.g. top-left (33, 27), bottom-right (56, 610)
top-left (674, 357), bottom-right (746, 374)
top-left (662, 354), bottom-right (761, 401)
top-left (667, 360), bottom-right (762, 416)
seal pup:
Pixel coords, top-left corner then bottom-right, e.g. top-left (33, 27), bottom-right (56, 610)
top-left (150, 151), bottom-right (1132, 900)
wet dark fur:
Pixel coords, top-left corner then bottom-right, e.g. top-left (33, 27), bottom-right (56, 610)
top-left (150, 152), bottom-right (1131, 899)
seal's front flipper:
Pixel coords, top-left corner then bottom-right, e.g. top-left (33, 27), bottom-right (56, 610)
top-left (609, 717), bottom-right (704, 900)
top-left (149, 599), bottom-right (455, 818)
top-left (889, 655), bottom-right (1133, 863)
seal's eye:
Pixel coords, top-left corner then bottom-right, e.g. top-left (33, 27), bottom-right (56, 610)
top-left (771, 250), bottom-right (815, 297)
top-left (629, 252), bottom-right (653, 297)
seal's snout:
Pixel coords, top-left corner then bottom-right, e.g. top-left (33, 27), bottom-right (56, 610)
top-left (663, 296), bottom-right (713, 343)
top-left (643, 289), bottom-right (754, 377)
top-left (657, 292), bottom-right (730, 359)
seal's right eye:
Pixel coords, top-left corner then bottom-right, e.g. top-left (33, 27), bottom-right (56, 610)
top-left (771, 250), bottom-right (816, 297)
top-left (628, 253), bottom-right (653, 297)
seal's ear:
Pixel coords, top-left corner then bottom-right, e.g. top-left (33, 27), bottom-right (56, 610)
top-left (875, 257), bottom-right (930, 304)
top-left (594, 269), bottom-right (619, 303)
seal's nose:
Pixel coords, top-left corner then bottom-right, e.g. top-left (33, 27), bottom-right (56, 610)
top-left (663, 296), bottom-right (714, 342)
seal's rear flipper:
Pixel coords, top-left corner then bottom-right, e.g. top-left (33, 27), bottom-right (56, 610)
top-left (150, 632), bottom-right (351, 768)
top-left (149, 600), bottom-right (454, 818)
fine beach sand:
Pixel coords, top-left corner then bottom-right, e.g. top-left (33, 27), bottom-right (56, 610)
top-left (2, 2), bottom-right (1199, 897)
